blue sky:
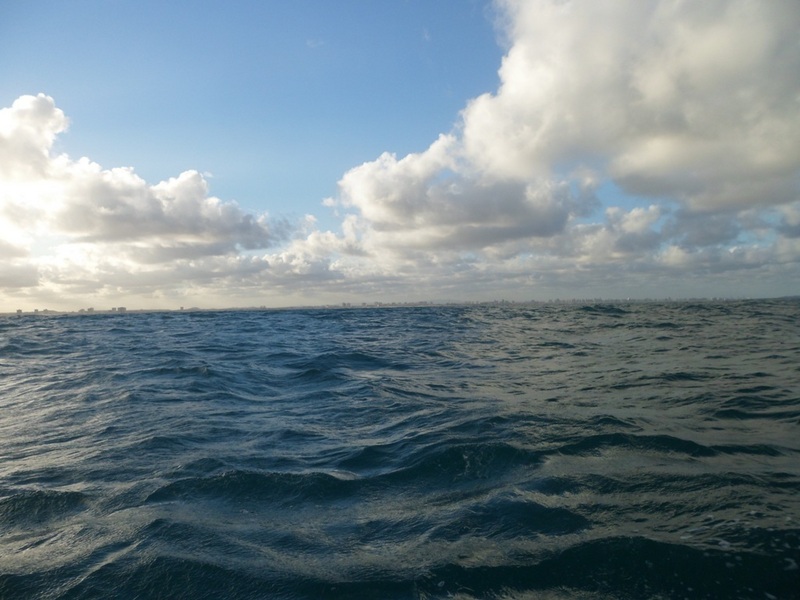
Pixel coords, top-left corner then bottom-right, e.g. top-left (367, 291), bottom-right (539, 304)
top-left (1, 1), bottom-right (501, 226)
top-left (1, 1), bottom-right (799, 310)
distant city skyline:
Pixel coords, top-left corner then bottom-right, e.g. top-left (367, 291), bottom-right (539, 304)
top-left (10, 295), bottom-right (798, 319)
top-left (1, 0), bottom-right (799, 311)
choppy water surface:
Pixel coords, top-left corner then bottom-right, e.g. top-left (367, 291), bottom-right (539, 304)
top-left (0, 300), bottom-right (798, 599)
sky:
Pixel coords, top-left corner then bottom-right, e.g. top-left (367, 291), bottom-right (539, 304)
top-left (1, 0), bottom-right (799, 311)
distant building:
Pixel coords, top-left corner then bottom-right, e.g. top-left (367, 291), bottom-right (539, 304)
top-left (117, 307), bottom-right (127, 313)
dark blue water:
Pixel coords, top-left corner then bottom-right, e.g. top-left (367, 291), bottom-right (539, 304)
top-left (0, 300), bottom-right (798, 599)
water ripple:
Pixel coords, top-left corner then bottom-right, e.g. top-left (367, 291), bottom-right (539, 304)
top-left (0, 299), bottom-right (798, 599)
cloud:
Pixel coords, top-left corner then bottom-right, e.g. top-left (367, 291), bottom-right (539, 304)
top-left (331, 133), bottom-right (598, 255)
top-left (321, 0), bottom-right (800, 296)
top-left (58, 167), bottom-right (271, 251)
top-left (778, 203), bottom-right (800, 239)
top-left (0, 94), bottom-right (282, 307)
top-left (462, 0), bottom-right (800, 211)
top-left (0, 93), bottom-right (68, 179)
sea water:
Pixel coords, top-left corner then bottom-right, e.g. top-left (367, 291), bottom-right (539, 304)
top-left (0, 300), bottom-right (798, 599)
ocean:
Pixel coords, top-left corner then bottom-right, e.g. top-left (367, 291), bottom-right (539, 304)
top-left (0, 300), bottom-right (798, 599)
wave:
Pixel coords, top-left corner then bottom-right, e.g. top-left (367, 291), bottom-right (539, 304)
top-left (426, 493), bottom-right (590, 541)
top-left (0, 489), bottom-right (88, 527)
top-left (144, 470), bottom-right (357, 506)
top-left (411, 535), bottom-right (800, 600)
top-left (6, 533), bottom-right (796, 600)
top-left (549, 433), bottom-right (718, 457)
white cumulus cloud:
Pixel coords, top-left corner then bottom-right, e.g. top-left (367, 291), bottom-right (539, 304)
top-left (319, 0), bottom-right (800, 298)
top-left (0, 94), bottom-right (281, 308)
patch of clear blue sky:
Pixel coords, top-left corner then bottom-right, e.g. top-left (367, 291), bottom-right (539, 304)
top-left (0, 1), bottom-right (503, 229)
